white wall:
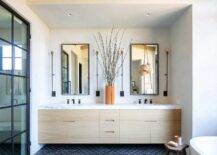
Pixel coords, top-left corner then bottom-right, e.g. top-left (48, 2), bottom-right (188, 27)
top-left (49, 28), bottom-right (171, 104)
top-left (2, 0), bottom-right (50, 154)
top-left (170, 7), bottom-right (192, 143)
top-left (170, 0), bottom-right (217, 141)
top-left (192, 0), bottom-right (217, 137)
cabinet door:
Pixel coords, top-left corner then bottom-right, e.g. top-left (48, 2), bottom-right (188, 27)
top-left (151, 121), bottom-right (181, 143)
top-left (120, 121), bottom-right (151, 143)
top-left (120, 109), bottom-right (181, 144)
top-left (120, 110), bottom-right (155, 121)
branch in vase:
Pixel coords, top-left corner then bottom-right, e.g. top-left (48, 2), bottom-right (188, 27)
top-left (94, 28), bottom-right (128, 86)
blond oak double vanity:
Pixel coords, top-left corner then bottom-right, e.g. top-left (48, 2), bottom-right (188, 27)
top-left (41, 43), bottom-right (182, 144)
top-left (38, 104), bottom-right (181, 144)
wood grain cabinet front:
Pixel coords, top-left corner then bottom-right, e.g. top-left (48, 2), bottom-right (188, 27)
top-left (120, 121), bottom-right (151, 143)
top-left (38, 109), bottom-right (99, 144)
top-left (38, 109), bottom-right (181, 144)
top-left (150, 109), bottom-right (181, 143)
top-left (120, 110), bottom-right (152, 143)
top-left (99, 110), bottom-right (119, 143)
top-left (120, 109), bottom-right (181, 144)
top-left (151, 121), bottom-right (181, 143)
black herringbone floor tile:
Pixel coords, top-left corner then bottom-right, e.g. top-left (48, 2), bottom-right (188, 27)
top-left (35, 144), bottom-right (167, 155)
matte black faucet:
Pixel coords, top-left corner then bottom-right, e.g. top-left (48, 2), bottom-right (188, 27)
top-left (67, 99), bottom-right (70, 104)
top-left (150, 99), bottom-right (153, 104)
top-left (78, 99), bottom-right (81, 104)
top-left (144, 99), bottom-right (148, 104)
top-left (138, 99), bottom-right (142, 104)
top-left (72, 99), bottom-right (75, 104)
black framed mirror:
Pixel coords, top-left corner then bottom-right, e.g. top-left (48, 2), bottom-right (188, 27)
top-left (130, 43), bottom-right (159, 95)
top-left (61, 44), bottom-right (90, 95)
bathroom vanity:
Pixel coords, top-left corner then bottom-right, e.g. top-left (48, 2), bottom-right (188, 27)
top-left (38, 104), bottom-right (181, 144)
top-left (39, 42), bottom-right (182, 144)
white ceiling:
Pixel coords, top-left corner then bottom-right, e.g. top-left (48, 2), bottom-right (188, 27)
top-left (28, 3), bottom-right (191, 28)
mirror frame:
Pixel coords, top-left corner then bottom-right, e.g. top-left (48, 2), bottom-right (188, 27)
top-left (130, 43), bottom-right (159, 95)
top-left (61, 43), bottom-right (90, 95)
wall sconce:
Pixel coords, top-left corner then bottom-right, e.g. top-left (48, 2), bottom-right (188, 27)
top-left (163, 48), bottom-right (169, 97)
top-left (96, 51), bottom-right (100, 97)
top-left (120, 51), bottom-right (125, 97)
top-left (51, 51), bottom-right (56, 97)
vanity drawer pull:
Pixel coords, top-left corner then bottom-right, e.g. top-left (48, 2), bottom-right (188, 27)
top-left (144, 120), bottom-right (157, 123)
top-left (63, 121), bottom-right (75, 123)
top-left (105, 131), bottom-right (115, 133)
top-left (105, 119), bottom-right (115, 122)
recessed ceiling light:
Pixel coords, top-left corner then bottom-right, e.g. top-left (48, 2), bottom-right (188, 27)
top-left (67, 13), bottom-right (72, 17)
top-left (146, 13), bottom-right (150, 17)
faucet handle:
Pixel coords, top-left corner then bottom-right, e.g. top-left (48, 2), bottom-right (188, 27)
top-left (138, 99), bottom-right (142, 104)
top-left (67, 99), bottom-right (70, 104)
top-left (78, 99), bottom-right (81, 104)
top-left (150, 99), bottom-right (153, 104)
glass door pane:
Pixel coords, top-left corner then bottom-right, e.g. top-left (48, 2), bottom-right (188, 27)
top-left (13, 133), bottom-right (27, 155)
top-left (0, 108), bottom-right (11, 141)
top-left (0, 75), bottom-right (11, 107)
top-left (14, 77), bottom-right (27, 105)
top-left (14, 16), bottom-right (27, 50)
top-left (14, 47), bottom-right (27, 76)
top-left (0, 41), bottom-right (12, 74)
top-left (0, 139), bottom-right (12, 155)
top-left (0, 5), bottom-right (12, 42)
top-left (14, 105), bottom-right (27, 134)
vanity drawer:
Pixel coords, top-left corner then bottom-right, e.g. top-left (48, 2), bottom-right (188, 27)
top-left (38, 109), bottom-right (99, 122)
top-left (100, 110), bottom-right (119, 128)
top-left (153, 110), bottom-right (181, 121)
top-left (39, 121), bottom-right (99, 143)
top-left (120, 109), bottom-right (181, 121)
top-left (99, 110), bottom-right (120, 143)
top-left (100, 110), bottom-right (119, 122)
top-left (38, 109), bottom-right (100, 143)
top-left (120, 110), bottom-right (155, 121)
top-left (100, 128), bottom-right (119, 143)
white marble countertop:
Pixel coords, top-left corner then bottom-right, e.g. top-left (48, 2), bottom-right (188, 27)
top-left (38, 103), bottom-right (181, 110)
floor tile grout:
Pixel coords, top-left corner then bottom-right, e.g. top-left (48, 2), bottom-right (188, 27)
top-left (35, 144), bottom-right (167, 155)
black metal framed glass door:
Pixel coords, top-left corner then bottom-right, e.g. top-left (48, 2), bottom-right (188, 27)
top-left (0, 1), bottom-right (30, 155)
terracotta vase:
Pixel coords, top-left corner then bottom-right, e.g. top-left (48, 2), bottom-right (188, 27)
top-left (105, 85), bottom-right (115, 105)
